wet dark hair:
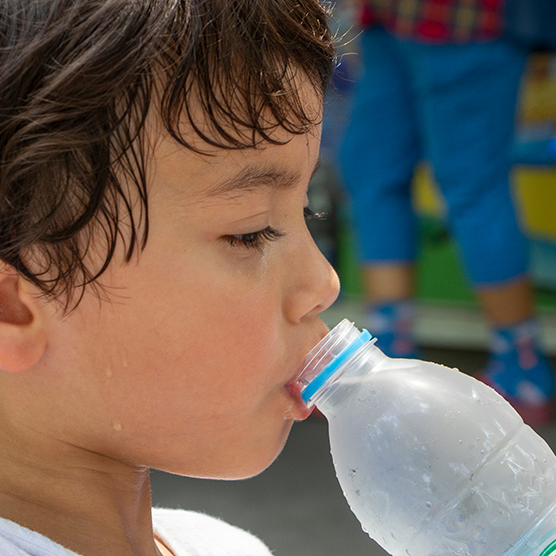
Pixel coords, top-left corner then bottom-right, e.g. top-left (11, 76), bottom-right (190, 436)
top-left (0, 0), bottom-right (335, 308)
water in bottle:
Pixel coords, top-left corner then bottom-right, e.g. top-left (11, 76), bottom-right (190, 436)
top-left (298, 319), bottom-right (556, 556)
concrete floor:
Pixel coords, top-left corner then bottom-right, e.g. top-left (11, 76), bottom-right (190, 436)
top-left (151, 339), bottom-right (556, 556)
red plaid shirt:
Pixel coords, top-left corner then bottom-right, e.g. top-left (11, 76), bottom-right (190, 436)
top-left (359, 0), bottom-right (505, 43)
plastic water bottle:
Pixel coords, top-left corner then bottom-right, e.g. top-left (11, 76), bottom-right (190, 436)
top-left (298, 319), bottom-right (556, 556)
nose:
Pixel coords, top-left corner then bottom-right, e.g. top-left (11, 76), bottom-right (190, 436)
top-left (285, 230), bottom-right (340, 323)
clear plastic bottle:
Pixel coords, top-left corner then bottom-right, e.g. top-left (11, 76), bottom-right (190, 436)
top-left (298, 319), bottom-right (556, 556)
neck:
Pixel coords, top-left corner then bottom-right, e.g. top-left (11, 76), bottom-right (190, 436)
top-left (0, 420), bottom-right (162, 556)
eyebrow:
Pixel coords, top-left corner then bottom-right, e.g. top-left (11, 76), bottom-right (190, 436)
top-left (207, 156), bottom-right (322, 198)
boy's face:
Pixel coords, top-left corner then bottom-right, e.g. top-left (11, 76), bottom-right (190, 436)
top-left (31, 104), bottom-right (339, 479)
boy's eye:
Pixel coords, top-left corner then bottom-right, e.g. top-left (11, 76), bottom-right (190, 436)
top-left (227, 226), bottom-right (284, 251)
top-left (226, 207), bottom-right (324, 252)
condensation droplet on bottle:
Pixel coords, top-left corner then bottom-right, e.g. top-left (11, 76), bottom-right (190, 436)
top-left (425, 501), bottom-right (432, 508)
top-left (350, 468), bottom-right (357, 477)
top-left (355, 490), bottom-right (361, 497)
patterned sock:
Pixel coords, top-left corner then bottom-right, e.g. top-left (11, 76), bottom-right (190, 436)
top-left (363, 300), bottom-right (419, 359)
top-left (484, 319), bottom-right (555, 406)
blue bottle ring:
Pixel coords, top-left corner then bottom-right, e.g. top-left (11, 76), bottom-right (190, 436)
top-left (302, 329), bottom-right (372, 403)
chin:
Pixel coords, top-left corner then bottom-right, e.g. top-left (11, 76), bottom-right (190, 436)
top-left (208, 421), bottom-right (294, 481)
top-left (157, 421), bottom-right (294, 480)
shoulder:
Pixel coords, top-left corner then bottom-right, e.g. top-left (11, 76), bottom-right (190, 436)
top-left (152, 508), bottom-right (273, 556)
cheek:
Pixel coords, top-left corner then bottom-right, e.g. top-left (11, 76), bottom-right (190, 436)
top-left (88, 245), bottom-right (286, 408)
top-left (120, 278), bottom-right (282, 410)
top-left (184, 298), bottom-right (283, 403)
top-left (169, 264), bottom-right (284, 381)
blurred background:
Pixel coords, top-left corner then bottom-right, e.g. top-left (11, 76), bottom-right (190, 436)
top-left (152, 4), bottom-right (556, 555)
top-left (309, 10), bottom-right (556, 356)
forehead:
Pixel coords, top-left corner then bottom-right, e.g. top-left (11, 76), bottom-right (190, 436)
top-left (147, 79), bottom-right (324, 201)
top-left (146, 70), bottom-right (323, 206)
top-left (149, 123), bottom-right (322, 204)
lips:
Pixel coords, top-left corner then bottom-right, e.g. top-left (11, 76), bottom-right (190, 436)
top-left (284, 378), bottom-right (314, 421)
top-left (283, 326), bottom-right (330, 420)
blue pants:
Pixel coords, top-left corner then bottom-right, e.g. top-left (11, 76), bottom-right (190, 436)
top-left (338, 29), bottom-right (528, 286)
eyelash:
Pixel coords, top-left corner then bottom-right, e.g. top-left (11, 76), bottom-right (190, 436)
top-left (227, 227), bottom-right (285, 251)
top-left (227, 207), bottom-right (327, 251)
top-left (304, 206), bottom-right (327, 220)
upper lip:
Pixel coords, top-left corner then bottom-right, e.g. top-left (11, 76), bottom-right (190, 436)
top-left (285, 364), bottom-right (305, 396)
top-left (284, 373), bottom-right (313, 420)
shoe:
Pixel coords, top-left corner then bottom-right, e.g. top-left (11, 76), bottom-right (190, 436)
top-left (364, 301), bottom-right (420, 359)
top-left (373, 330), bottom-right (421, 359)
top-left (476, 371), bottom-right (554, 428)
top-left (477, 322), bottom-right (555, 428)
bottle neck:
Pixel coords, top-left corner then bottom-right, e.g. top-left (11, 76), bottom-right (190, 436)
top-left (309, 340), bottom-right (387, 412)
top-left (301, 328), bottom-right (372, 406)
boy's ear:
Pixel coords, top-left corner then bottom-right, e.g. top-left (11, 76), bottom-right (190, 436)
top-left (0, 266), bottom-right (48, 373)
